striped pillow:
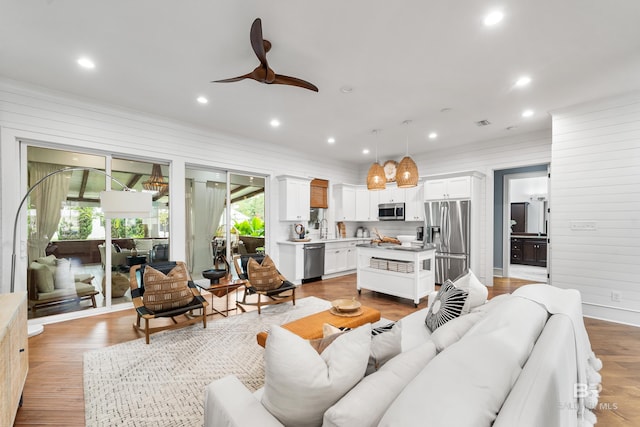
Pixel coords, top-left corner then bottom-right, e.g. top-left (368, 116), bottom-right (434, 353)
top-left (142, 264), bottom-right (193, 312)
top-left (425, 279), bottom-right (468, 332)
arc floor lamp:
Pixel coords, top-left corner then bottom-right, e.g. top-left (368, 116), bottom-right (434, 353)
top-left (11, 167), bottom-right (153, 336)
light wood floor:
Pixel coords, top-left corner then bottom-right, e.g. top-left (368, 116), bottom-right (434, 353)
top-left (14, 275), bottom-right (640, 426)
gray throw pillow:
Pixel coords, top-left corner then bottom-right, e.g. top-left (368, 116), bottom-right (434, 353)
top-left (425, 280), bottom-right (468, 332)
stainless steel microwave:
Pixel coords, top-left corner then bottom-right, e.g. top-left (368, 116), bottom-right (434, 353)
top-left (378, 203), bottom-right (405, 221)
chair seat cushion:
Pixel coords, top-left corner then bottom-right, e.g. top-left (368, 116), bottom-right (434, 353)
top-left (247, 255), bottom-right (283, 291)
top-left (142, 263), bottom-right (193, 312)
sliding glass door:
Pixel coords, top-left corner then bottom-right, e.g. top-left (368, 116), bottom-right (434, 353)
top-left (185, 167), bottom-right (266, 280)
top-left (25, 145), bottom-right (171, 320)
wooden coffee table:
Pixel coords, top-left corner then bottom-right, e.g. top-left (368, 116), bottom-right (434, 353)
top-left (256, 305), bottom-right (381, 347)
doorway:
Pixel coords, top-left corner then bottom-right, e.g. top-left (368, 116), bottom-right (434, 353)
top-left (493, 164), bottom-right (549, 282)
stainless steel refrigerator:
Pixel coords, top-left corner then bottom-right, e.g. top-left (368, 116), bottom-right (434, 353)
top-left (424, 199), bottom-right (470, 284)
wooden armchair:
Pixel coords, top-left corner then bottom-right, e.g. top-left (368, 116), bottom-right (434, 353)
top-left (130, 261), bottom-right (208, 344)
top-left (233, 254), bottom-right (296, 314)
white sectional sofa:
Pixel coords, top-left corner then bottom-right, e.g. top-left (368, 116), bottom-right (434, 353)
top-left (204, 284), bottom-right (602, 427)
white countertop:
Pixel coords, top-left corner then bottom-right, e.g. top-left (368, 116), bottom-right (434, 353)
top-left (277, 237), bottom-right (370, 245)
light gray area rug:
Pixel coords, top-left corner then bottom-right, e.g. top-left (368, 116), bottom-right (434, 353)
top-left (83, 296), bottom-right (331, 427)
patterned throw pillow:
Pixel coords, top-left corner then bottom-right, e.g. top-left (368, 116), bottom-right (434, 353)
top-left (247, 255), bottom-right (283, 291)
top-left (425, 280), bottom-right (469, 332)
top-left (142, 264), bottom-right (193, 312)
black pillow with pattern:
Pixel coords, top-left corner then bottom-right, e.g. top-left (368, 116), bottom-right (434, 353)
top-left (425, 280), bottom-right (469, 332)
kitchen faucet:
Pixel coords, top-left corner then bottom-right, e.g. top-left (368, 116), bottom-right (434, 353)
top-left (319, 218), bottom-right (329, 239)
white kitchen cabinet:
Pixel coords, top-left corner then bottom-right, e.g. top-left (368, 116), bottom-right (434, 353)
top-left (424, 176), bottom-right (471, 200)
top-left (324, 240), bottom-right (359, 275)
top-left (278, 176), bottom-right (311, 221)
top-left (403, 184), bottom-right (424, 221)
top-left (334, 184), bottom-right (356, 221)
top-left (277, 243), bottom-right (305, 283)
top-left (378, 184), bottom-right (404, 204)
top-left (355, 186), bottom-right (378, 221)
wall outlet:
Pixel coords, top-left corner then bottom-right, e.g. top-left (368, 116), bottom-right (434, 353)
top-left (611, 291), bottom-right (621, 302)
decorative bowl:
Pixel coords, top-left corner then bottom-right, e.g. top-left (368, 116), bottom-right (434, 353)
top-left (396, 235), bottom-right (415, 247)
top-left (331, 298), bottom-right (362, 313)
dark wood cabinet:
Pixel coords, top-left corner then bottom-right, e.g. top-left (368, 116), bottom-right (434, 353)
top-left (510, 202), bottom-right (528, 233)
top-left (511, 236), bottom-right (547, 267)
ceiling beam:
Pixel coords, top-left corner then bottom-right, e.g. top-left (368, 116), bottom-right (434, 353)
top-left (126, 173), bottom-right (143, 189)
top-left (78, 170), bottom-right (89, 200)
top-left (230, 187), bottom-right (264, 204)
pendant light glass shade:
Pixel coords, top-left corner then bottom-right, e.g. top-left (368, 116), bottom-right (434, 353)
top-left (396, 120), bottom-right (419, 188)
top-left (396, 156), bottom-right (419, 188)
top-left (367, 162), bottom-right (386, 190)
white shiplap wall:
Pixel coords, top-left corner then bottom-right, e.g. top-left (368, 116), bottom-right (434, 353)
top-left (551, 91), bottom-right (640, 326)
top-left (0, 80), bottom-right (359, 294)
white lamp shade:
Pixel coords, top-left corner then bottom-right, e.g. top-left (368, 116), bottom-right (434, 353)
top-left (100, 191), bottom-right (152, 218)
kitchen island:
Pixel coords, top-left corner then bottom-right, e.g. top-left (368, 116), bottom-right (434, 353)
top-left (356, 243), bottom-right (436, 307)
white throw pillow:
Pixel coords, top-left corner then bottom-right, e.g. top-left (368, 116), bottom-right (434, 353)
top-left (323, 322), bottom-right (403, 375)
top-left (453, 269), bottom-right (488, 313)
top-left (367, 322), bottom-right (402, 375)
top-left (261, 324), bottom-right (371, 427)
top-left (53, 258), bottom-right (75, 289)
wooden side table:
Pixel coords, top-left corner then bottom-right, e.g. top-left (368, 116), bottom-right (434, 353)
top-left (197, 278), bottom-right (246, 317)
top-left (256, 305), bottom-right (381, 347)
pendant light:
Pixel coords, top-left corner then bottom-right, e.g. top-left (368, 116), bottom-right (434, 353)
top-left (143, 163), bottom-right (169, 194)
top-left (366, 130), bottom-right (386, 191)
top-left (396, 120), bottom-right (419, 188)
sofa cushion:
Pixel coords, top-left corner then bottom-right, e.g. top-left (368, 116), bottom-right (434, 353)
top-left (133, 239), bottom-right (153, 253)
top-left (430, 309), bottom-right (485, 352)
top-left (397, 307), bottom-right (432, 352)
top-left (323, 340), bottom-right (438, 427)
top-left (425, 280), bottom-right (468, 332)
top-left (36, 254), bottom-right (57, 266)
top-left (30, 262), bottom-right (55, 293)
top-left (261, 324), bottom-right (371, 427)
top-left (453, 269), bottom-right (488, 313)
top-left (380, 297), bottom-right (549, 427)
top-left (247, 255), bottom-right (283, 291)
top-left (142, 264), bottom-right (193, 311)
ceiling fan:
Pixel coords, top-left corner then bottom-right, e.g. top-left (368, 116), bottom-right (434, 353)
top-left (212, 18), bottom-right (318, 92)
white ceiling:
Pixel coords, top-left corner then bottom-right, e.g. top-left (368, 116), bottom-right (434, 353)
top-left (2, 0), bottom-right (640, 165)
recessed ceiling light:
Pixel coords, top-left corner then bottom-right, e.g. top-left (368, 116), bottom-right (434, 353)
top-left (196, 96), bottom-right (208, 104)
top-left (340, 86), bottom-right (353, 94)
top-left (77, 57), bottom-right (95, 69)
top-left (428, 132), bottom-right (438, 139)
top-left (483, 11), bottom-right (504, 26)
top-left (515, 76), bottom-right (531, 87)
top-left (362, 148), bottom-right (370, 154)
top-left (522, 109), bottom-right (534, 118)
top-left (270, 119), bottom-right (281, 128)
top-left (327, 137), bottom-right (336, 144)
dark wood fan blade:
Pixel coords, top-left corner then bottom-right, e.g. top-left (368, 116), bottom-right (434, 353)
top-left (250, 18), bottom-right (269, 69)
top-left (272, 74), bottom-right (319, 92)
top-left (211, 72), bottom-right (254, 83)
